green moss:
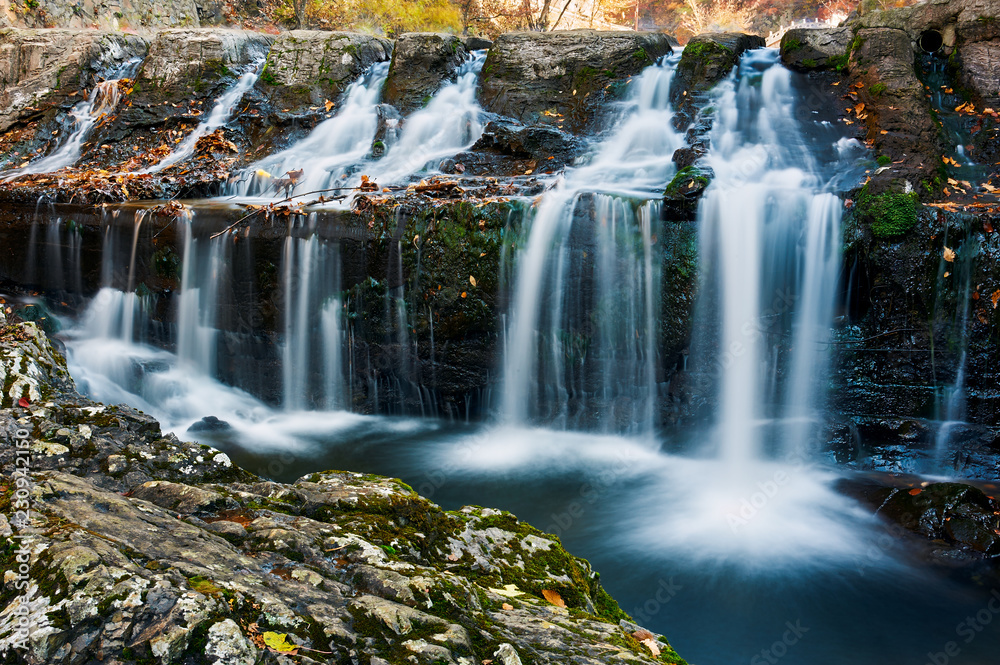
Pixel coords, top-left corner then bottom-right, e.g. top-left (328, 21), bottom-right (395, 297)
top-left (857, 186), bottom-right (919, 238)
top-left (632, 47), bottom-right (650, 63)
top-left (801, 58), bottom-right (818, 68)
top-left (684, 40), bottom-right (733, 59)
top-left (870, 82), bottom-right (887, 97)
top-left (828, 54), bottom-right (849, 72)
top-left (664, 166), bottom-right (711, 198)
top-left (784, 37), bottom-right (802, 52)
top-left (877, 155), bottom-right (891, 166)
top-left (260, 61), bottom-right (279, 86)
top-left (187, 575), bottom-right (227, 596)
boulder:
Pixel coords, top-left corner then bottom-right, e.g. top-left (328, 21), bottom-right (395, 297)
top-left (469, 116), bottom-right (585, 169)
top-left (670, 32), bottom-right (765, 127)
top-left (662, 165), bottom-right (712, 221)
top-left (134, 28), bottom-right (273, 102)
top-left (1, 0), bottom-right (223, 30)
top-left (0, 28), bottom-right (149, 132)
top-left (848, 27), bottom-right (942, 191)
top-left (479, 30), bottom-right (675, 133)
top-left (780, 26), bottom-right (852, 71)
top-left (957, 39), bottom-right (1000, 107)
top-left (383, 33), bottom-right (469, 115)
top-left (259, 31), bottom-right (392, 109)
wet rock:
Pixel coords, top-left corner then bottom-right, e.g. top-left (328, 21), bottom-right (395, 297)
top-left (371, 103), bottom-right (403, 158)
top-left (480, 30), bottom-right (675, 133)
top-left (463, 36), bottom-right (493, 51)
top-left (662, 165), bottom-right (712, 221)
top-left (879, 482), bottom-right (1000, 555)
top-left (0, 28), bottom-right (149, 132)
top-left (956, 39), bottom-right (1000, 107)
top-left (0, 319), bottom-right (679, 664)
top-left (670, 32), bottom-right (765, 128)
top-left (467, 116), bottom-right (585, 172)
top-left (135, 28), bottom-right (273, 103)
top-left (383, 33), bottom-right (468, 115)
top-left (780, 26), bottom-right (852, 71)
top-left (188, 415), bottom-right (233, 432)
top-left (259, 31), bottom-right (392, 108)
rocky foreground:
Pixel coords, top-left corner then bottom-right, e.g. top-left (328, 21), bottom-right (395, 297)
top-left (0, 312), bottom-right (686, 664)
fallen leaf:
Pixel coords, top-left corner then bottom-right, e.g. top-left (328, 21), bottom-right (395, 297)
top-left (908, 488), bottom-right (922, 496)
top-left (640, 638), bottom-right (660, 657)
top-left (542, 589), bottom-right (566, 607)
top-left (633, 629), bottom-right (655, 641)
top-left (489, 584), bottom-right (524, 598)
top-left (461, 291), bottom-right (468, 299)
top-left (469, 276), bottom-right (477, 287)
top-left (943, 246), bottom-right (956, 262)
top-left (262, 632), bottom-right (298, 653)
top-left (256, 169), bottom-right (272, 179)
top-left (502, 603), bottom-right (513, 610)
top-left (324, 99), bottom-right (334, 112)
top-left (18, 397), bottom-right (30, 408)
top-left (992, 290), bottom-right (1000, 309)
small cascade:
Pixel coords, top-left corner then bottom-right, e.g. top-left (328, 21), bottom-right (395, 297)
top-left (230, 62), bottom-right (391, 198)
top-left (176, 209), bottom-right (228, 375)
top-left (367, 51), bottom-right (487, 185)
top-left (931, 234), bottom-right (975, 472)
top-left (281, 214), bottom-right (346, 410)
top-left (693, 49), bottom-right (843, 462)
top-left (24, 204), bottom-right (84, 295)
top-left (142, 64), bottom-right (263, 174)
top-left (2, 58), bottom-right (141, 179)
top-left (501, 55), bottom-right (683, 433)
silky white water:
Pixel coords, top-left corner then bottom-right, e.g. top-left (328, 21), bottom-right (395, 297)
top-left (141, 64), bottom-right (263, 174)
top-left (228, 62), bottom-right (390, 198)
top-left (500, 55), bottom-right (684, 433)
top-left (2, 58), bottom-right (142, 179)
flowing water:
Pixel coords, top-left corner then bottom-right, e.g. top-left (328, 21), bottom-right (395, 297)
top-left (141, 64), bottom-right (264, 174)
top-left (38, 47), bottom-right (1000, 665)
top-left (1, 58), bottom-right (142, 179)
top-left (226, 52), bottom-right (486, 201)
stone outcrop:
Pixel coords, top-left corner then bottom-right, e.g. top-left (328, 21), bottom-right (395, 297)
top-left (780, 26), bottom-right (852, 71)
top-left (0, 319), bottom-right (685, 664)
top-left (383, 32), bottom-right (469, 115)
top-left (135, 29), bottom-right (273, 102)
top-left (479, 30), bottom-right (675, 133)
top-left (0, 28), bottom-right (149, 132)
top-left (0, 0), bottom-right (224, 30)
top-left (669, 32), bottom-right (765, 128)
top-left (258, 31), bottom-right (392, 109)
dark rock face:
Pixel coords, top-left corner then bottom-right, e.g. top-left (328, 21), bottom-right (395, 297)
top-left (780, 26), bottom-right (852, 71)
top-left (670, 32), bottom-right (765, 128)
top-left (0, 318), bottom-right (683, 665)
top-left (382, 32), bottom-right (469, 115)
top-left (840, 476), bottom-right (1000, 557)
top-left (479, 30), bottom-right (675, 134)
top-left (463, 116), bottom-right (586, 174)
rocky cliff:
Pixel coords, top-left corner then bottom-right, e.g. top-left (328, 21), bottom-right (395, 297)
top-left (0, 315), bottom-right (685, 664)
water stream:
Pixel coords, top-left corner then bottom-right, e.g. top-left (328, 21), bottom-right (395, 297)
top-left (33, 46), bottom-right (1000, 665)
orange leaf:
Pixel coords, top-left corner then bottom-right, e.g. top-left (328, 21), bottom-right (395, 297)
top-left (542, 589), bottom-right (566, 607)
top-left (908, 488), bottom-right (922, 496)
top-left (502, 603), bottom-right (513, 610)
top-left (992, 290), bottom-right (1000, 309)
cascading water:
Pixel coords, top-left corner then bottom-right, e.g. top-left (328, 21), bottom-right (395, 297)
top-left (2, 58), bottom-right (142, 179)
top-left (141, 63), bottom-right (264, 174)
top-left (500, 55), bottom-right (683, 434)
top-left (281, 214), bottom-right (346, 410)
top-left (366, 52), bottom-right (486, 185)
top-left (228, 62), bottom-right (391, 198)
top-left (693, 49), bottom-right (844, 463)
top-left (175, 210), bottom-right (227, 374)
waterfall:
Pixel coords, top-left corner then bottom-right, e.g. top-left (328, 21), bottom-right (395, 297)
top-left (500, 55), bottom-right (683, 433)
top-left (141, 63), bottom-right (264, 174)
top-left (694, 49), bottom-right (843, 462)
top-left (176, 209), bottom-right (227, 375)
top-left (2, 58), bottom-right (142, 179)
top-left (281, 214), bottom-right (345, 410)
top-left (366, 51), bottom-right (486, 185)
top-left (229, 62), bottom-right (391, 198)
